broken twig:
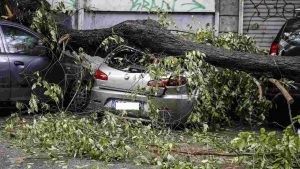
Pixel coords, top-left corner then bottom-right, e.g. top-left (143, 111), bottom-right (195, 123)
top-left (269, 78), bottom-right (294, 104)
top-left (1, 5), bottom-right (14, 19)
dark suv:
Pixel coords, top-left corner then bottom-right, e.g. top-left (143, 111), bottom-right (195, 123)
top-left (268, 17), bottom-right (300, 127)
top-left (0, 20), bottom-right (91, 110)
top-left (270, 17), bottom-right (300, 56)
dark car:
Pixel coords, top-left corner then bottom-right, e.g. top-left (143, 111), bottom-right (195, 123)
top-left (270, 17), bottom-right (300, 56)
top-left (268, 16), bottom-right (300, 128)
top-left (0, 20), bottom-right (91, 110)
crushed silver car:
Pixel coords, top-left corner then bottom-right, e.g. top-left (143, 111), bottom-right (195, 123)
top-left (90, 46), bottom-right (196, 124)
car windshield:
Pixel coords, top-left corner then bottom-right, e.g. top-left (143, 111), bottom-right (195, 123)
top-left (106, 48), bottom-right (152, 73)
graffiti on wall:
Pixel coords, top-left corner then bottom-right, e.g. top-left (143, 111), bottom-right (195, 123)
top-left (244, 0), bottom-right (300, 50)
top-left (64, 0), bottom-right (77, 9)
top-left (249, 0), bottom-right (297, 20)
top-left (245, 0), bottom-right (299, 33)
top-left (130, 0), bottom-right (206, 12)
top-left (47, 0), bottom-right (214, 12)
top-left (47, 0), bottom-right (77, 9)
top-left (87, 0), bottom-right (215, 12)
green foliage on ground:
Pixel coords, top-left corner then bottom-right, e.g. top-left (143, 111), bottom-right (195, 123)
top-left (4, 112), bottom-right (300, 168)
top-left (3, 113), bottom-right (223, 168)
top-left (230, 121), bottom-right (300, 168)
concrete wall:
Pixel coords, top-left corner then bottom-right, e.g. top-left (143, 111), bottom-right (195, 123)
top-left (217, 0), bottom-right (240, 33)
top-left (47, 0), bottom-right (245, 34)
top-left (82, 0), bottom-right (217, 31)
top-left (48, 0), bottom-right (218, 31)
top-left (82, 12), bottom-right (215, 30)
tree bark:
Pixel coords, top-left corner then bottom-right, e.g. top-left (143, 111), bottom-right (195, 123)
top-left (2, 0), bottom-right (300, 82)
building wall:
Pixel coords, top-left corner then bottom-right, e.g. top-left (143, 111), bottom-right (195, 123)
top-left (86, 0), bottom-right (215, 13)
top-left (243, 0), bottom-right (300, 48)
top-left (47, 0), bottom-right (300, 49)
top-left (47, 0), bottom-right (247, 36)
top-left (82, 12), bottom-right (215, 30)
top-left (48, 0), bottom-right (218, 31)
top-left (218, 0), bottom-right (241, 33)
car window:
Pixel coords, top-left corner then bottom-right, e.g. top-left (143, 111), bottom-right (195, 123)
top-left (284, 19), bottom-right (300, 33)
top-left (2, 25), bottom-right (39, 54)
top-left (107, 49), bottom-right (149, 72)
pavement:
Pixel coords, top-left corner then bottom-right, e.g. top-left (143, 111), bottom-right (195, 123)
top-left (0, 110), bottom-right (142, 169)
top-left (0, 137), bottom-right (140, 169)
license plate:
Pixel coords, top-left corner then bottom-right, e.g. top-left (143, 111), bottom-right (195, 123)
top-left (112, 100), bottom-right (140, 110)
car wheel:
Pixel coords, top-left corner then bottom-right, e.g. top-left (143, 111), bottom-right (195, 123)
top-left (65, 80), bottom-right (91, 112)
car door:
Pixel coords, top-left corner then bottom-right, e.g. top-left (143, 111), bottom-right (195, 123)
top-left (0, 27), bottom-right (10, 101)
top-left (1, 24), bottom-right (51, 101)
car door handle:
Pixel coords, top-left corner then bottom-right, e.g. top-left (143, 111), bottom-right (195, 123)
top-left (14, 61), bottom-right (25, 66)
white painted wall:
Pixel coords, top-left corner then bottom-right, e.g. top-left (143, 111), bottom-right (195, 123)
top-left (47, 0), bottom-right (215, 12)
top-left (46, 0), bottom-right (218, 31)
top-left (83, 12), bottom-right (215, 30)
top-left (87, 0), bottom-right (215, 12)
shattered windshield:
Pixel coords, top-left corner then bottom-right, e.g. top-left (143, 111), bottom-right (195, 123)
top-left (106, 49), bottom-right (153, 72)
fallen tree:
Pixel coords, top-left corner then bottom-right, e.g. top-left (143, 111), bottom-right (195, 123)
top-left (2, 0), bottom-right (300, 82)
top-left (64, 19), bottom-right (300, 81)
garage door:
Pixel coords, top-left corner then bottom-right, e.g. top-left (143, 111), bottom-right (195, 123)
top-left (243, 0), bottom-right (300, 49)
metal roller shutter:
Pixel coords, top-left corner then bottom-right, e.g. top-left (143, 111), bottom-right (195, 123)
top-left (243, 0), bottom-right (300, 49)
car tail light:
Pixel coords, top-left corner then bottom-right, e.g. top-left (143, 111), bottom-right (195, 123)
top-left (147, 76), bottom-right (187, 88)
top-left (94, 70), bottom-right (108, 80)
top-left (269, 43), bottom-right (279, 56)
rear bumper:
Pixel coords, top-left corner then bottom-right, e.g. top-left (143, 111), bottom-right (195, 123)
top-left (90, 87), bottom-right (196, 124)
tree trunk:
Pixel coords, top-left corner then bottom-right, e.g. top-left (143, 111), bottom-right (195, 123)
top-left (2, 0), bottom-right (300, 82)
top-left (61, 19), bottom-right (300, 82)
